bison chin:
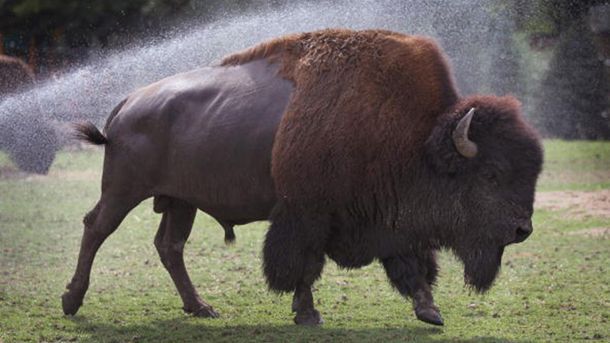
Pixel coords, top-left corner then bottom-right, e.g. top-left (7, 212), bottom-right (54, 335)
top-left (459, 246), bottom-right (505, 293)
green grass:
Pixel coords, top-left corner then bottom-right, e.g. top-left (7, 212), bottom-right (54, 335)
top-left (1, 141), bottom-right (609, 342)
top-left (538, 139), bottom-right (610, 191)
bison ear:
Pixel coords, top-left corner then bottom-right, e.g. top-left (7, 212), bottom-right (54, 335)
top-left (425, 108), bottom-right (478, 174)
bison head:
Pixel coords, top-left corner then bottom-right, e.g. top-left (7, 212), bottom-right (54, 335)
top-left (425, 95), bottom-right (543, 292)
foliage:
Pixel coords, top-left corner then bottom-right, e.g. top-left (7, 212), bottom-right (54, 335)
top-left (0, 0), bottom-right (190, 46)
top-left (511, 0), bottom-right (608, 35)
top-left (538, 139), bottom-right (610, 190)
top-left (536, 18), bottom-right (610, 139)
top-left (509, 0), bottom-right (610, 139)
top-left (0, 140), bottom-right (609, 342)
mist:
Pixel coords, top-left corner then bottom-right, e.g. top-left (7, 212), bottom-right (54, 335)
top-left (0, 0), bottom-right (575, 172)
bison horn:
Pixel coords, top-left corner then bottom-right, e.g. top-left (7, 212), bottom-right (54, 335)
top-left (452, 107), bottom-right (478, 158)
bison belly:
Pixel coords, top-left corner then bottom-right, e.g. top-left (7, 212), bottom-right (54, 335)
top-left (325, 225), bottom-right (378, 269)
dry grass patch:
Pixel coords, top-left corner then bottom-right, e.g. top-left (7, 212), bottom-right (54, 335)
top-left (536, 190), bottom-right (610, 219)
top-left (566, 227), bottom-right (610, 238)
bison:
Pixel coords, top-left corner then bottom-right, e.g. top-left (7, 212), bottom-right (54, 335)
top-left (63, 29), bottom-right (543, 327)
top-left (0, 54), bottom-right (59, 174)
top-left (0, 54), bottom-right (35, 95)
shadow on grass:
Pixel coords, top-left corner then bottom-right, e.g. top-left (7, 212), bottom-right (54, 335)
top-left (67, 315), bottom-right (530, 343)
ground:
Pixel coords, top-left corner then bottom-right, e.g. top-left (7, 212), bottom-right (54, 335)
top-left (0, 140), bottom-right (608, 342)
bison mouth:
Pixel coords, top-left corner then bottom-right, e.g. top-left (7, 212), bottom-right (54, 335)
top-left (461, 245), bottom-right (505, 293)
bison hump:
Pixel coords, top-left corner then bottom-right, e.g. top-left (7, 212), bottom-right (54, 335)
top-left (243, 29), bottom-right (458, 206)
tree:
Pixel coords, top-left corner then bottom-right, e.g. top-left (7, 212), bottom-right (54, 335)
top-left (0, 0), bottom-right (191, 65)
top-left (509, 0), bottom-right (610, 139)
top-left (537, 18), bottom-right (610, 139)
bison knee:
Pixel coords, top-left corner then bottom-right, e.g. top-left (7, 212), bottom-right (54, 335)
top-left (155, 238), bottom-right (185, 270)
top-left (154, 241), bottom-right (174, 269)
top-left (156, 247), bottom-right (171, 268)
top-left (83, 203), bottom-right (101, 228)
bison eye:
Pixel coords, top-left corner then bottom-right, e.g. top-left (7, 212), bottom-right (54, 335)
top-left (483, 171), bottom-right (499, 185)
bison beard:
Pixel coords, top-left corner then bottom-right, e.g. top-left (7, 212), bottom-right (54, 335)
top-left (223, 29), bottom-right (543, 325)
top-left (460, 246), bottom-right (505, 293)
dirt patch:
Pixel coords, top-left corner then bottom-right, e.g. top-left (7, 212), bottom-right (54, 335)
top-left (535, 190), bottom-right (610, 219)
top-left (510, 252), bottom-right (541, 259)
top-left (566, 227), bottom-right (610, 238)
top-left (0, 165), bottom-right (27, 179)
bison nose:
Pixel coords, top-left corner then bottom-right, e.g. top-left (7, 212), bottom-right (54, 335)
top-left (514, 221), bottom-right (533, 243)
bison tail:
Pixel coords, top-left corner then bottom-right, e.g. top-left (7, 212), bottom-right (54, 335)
top-left (72, 122), bottom-right (108, 145)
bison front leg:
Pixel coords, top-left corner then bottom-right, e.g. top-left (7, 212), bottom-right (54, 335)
top-left (290, 250), bottom-right (325, 325)
top-left (263, 206), bottom-right (328, 325)
top-left (154, 197), bottom-right (218, 318)
top-left (382, 250), bottom-right (443, 326)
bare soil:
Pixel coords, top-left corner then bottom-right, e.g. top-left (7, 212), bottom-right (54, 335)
top-left (566, 227), bottom-right (610, 238)
top-left (535, 189), bottom-right (610, 219)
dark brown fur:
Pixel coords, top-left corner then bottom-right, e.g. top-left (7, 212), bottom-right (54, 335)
top-left (72, 122), bottom-right (108, 145)
top-left (72, 98), bottom-right (127, 145)
top-left (225, 29), bottom-right (542, 325)
top-left (224, 29), bottom-right (458, 203)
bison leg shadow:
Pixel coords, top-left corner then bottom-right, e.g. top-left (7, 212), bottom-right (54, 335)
top-left (381, 250), bottom-right (443, 326)
top-left (263, 204), bottom-right (329, 325)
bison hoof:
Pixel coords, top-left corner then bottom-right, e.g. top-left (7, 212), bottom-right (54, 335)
top-left (61, 292), bottom-right (83, 316)
top-left (294, 309), bottom-right (324, 326)
top-left (185, 305), bottom-right (220, 318)
top-left (415, 307), bottom-right (444, 326)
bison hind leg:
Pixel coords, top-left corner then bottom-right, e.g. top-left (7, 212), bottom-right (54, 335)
top-left (63, 193), bottom-right (142, 316)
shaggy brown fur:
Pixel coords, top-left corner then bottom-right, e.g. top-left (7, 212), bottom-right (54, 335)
top-left (225, 29), bottom-right (542, 325)
top-left (223, 29), bottom-right (458, 205)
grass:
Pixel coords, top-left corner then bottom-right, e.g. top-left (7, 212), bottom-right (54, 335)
top-left (538, 139), bottom-right (610, 191)
top-left (0, 140), bottom-right (609, 342)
